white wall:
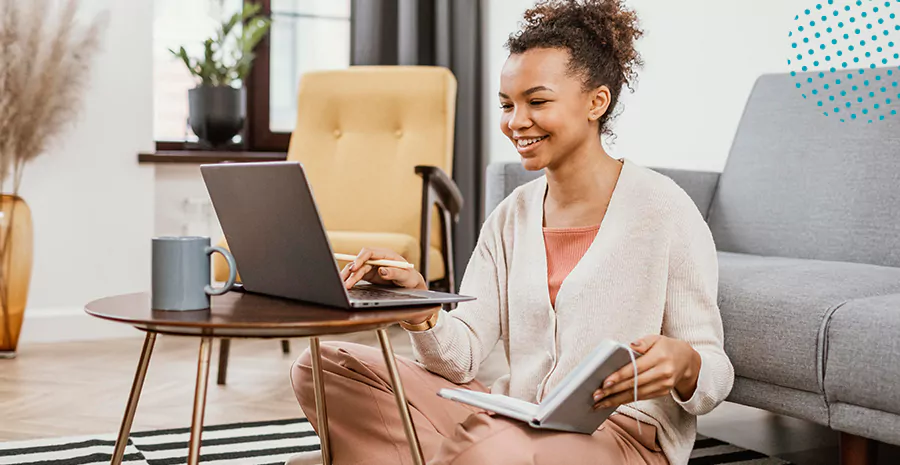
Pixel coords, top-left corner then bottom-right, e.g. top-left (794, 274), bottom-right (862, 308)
top-left (18, 0), bottom-right (155, 342)
top-left (485, 0), bottom-right (831, 172)
top-left (15, 0), bottom-right (881, 342)
top-left (153, 164), bottom-right (223, 242)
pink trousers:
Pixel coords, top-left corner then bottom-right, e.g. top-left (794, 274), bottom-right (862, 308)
top-left (290, 341), bottom-right (668, 465)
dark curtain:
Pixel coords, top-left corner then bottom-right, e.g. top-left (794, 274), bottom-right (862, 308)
top-left (351, 0), bottom-right (484, 284)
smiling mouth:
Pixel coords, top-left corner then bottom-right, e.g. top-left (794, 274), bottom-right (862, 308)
top-left (516, 135), bottom-right (548, 148)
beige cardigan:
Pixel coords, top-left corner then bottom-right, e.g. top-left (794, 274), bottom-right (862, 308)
top-left (408, 158), bottom-right (735, 465)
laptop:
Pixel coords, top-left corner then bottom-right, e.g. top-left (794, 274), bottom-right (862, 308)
top-left (200, 161), bottom-right (474, 309)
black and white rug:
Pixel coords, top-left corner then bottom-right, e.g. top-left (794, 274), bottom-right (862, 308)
top-left (0, 419), bottom-right (792, 465)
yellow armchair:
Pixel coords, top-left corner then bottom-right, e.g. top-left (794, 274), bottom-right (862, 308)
top-left (212, 67), bottom-right (462, 384)
top-left (213, 66), bottom-right (461, 291)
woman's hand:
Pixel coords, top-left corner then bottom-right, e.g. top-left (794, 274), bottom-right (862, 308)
top-left (591, 335), bottom-right (701, 410)
top-left (340, 247), bottom-right (428, 291)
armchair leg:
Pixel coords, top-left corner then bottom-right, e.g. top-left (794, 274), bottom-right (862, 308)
top-left (840, 432), bottom-right (878, 465)
top-left (217, 339), bottom-right (230, 385)
top-left (441, 211), bottom-right (456, 294)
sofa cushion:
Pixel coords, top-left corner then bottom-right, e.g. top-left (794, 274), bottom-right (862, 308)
top-left (707, 69), bottom-right (900, 268)
top-left (718, 252), bottom-right (900, 394)
top-left (824, 293), bottom-right (900, 416)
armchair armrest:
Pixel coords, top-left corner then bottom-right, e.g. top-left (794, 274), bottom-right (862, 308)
top-left (415, 165), bottom-right (463, 292)
top-left (415, 165), bottom-right (463, 220)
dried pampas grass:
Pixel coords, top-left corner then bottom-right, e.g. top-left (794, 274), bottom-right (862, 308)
top-left (0, 0), bottom-right (105, 353)
top-left (0, 0), bottom-right (106, 195)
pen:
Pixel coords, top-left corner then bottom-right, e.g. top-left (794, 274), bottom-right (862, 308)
top-left (333, 253), bottom-right (415, 269)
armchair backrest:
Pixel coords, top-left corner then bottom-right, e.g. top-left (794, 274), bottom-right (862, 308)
top-left (287, 66), bottom-right (457, 251)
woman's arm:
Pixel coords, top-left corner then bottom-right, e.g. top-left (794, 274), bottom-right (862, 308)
top-left (593, 200), bottom-right (734, 415)
top-left (660, 207), bottom-right (735, 415)
top-left (406, 230), bottom-right (504, 384)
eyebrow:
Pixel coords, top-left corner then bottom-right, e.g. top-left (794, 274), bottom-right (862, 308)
top-left (498, 86), bottom-right (555, 99)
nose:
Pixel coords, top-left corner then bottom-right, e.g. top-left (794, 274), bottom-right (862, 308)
top-left (507, 106), bottom-right (532, 132)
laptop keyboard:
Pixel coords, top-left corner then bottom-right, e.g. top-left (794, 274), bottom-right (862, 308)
top-left (348, 287), bottom-right (426, 301)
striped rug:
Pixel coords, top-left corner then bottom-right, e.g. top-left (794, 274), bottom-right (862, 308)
top-left (0, 419), bottom-right (792, 465)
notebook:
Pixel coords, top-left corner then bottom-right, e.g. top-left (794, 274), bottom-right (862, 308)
top-left (437, 339), bottom-right (639, 434)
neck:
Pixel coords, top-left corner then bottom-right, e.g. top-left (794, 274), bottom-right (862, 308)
top-left (544, 138), bottom-right (622, 207)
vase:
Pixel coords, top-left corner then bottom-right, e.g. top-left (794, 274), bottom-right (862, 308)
top-left (0, 195), bottom-right (33, 358)
top-left (188, 85), bottom-right (245, 147)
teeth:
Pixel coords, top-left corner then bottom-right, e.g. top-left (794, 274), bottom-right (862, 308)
top-left (517, 136), bottom-right (546, 147)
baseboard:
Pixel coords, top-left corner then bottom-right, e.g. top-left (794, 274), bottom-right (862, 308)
top-left (19, 307), bottom-right (142, 344)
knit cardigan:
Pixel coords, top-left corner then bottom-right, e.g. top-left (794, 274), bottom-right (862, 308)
top-left (408, 157), bottom-right (735, 465)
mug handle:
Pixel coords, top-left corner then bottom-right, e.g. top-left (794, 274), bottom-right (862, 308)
top-left (205, 246), bottom-right (237, 295)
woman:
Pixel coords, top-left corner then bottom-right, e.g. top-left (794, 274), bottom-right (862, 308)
top-left (291, 1), bottom-right (734, 464)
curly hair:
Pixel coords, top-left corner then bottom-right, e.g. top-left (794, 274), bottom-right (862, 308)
top-left (505, 0), bottom-right (644, 139)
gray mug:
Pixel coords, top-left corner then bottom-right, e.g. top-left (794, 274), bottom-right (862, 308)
top-left (151, 236), bottom-right (237, 311)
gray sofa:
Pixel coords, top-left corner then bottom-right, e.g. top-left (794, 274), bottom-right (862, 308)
top-left (484, 70), bottom-right (900, 461)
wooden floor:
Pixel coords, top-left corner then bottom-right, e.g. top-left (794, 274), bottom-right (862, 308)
top-left (1, 329), bottom-right (898, 464)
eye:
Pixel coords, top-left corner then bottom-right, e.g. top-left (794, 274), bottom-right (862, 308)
top-left (499, 103), bottom-right (513, 111)
top-left (530, 100), bottom-right (547, 106)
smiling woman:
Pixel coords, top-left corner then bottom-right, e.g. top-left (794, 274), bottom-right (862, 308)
top-left (498, 0), bottom-right (643, 173)
top-left (289, 2), bottom-right (734, 464)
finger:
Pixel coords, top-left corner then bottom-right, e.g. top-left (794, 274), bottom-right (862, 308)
top-left (344, 264), bottom-right (373, 289)
top-left (351, 249), bottom-right (374, 273)
top-left (593, 386), bottom-right (672, 410)
top-left (377, 266), bottom-right (415, 285)
top-left (351, 247), bottom-right (408, 271)
top-left (377, 266), bottom-right (396, 282)
top-left (594, 374), bottom-right (674, 408)
top-left (596, 381), bottom-right (672, 408)
top-left (599, 351), bottom-right (658, 391)
top-left (352, 264), bottom-right (373, 284)
top-left (629, 334), bottom-right (661, 355)
top-left (339, 262), bottom-right (353, 281)
top-left (595, 366), bottom-right (669, 401)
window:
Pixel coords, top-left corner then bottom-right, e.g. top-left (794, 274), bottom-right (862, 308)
top-left (269, 0), bottom-right (351, 133)
top-left (152, 0), bottom-right (352, 151)
top-left (153, 0), bottom-right (243, 143)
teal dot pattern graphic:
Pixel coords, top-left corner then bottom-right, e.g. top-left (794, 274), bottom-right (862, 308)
top-left (790, 0), bottom-right (900, 123)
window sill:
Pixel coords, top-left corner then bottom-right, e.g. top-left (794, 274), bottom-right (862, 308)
top-left (138, 150), bottom-right (288, 164)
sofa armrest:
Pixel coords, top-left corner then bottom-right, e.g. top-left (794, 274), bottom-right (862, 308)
top-left (483, 162), bottom-right (721, 221)
top-left (484, 162), bottom-right (545, 216)
top-left (649, 167), bottom-right (721, 221)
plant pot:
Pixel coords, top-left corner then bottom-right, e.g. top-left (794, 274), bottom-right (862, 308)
top-left (0, 195), bottom-right (33, 358)
top-left (188, 85), bottom-right (245, 147)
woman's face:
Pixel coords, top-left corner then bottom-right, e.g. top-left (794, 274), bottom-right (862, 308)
top-left (499, 48), bottom-right (609, 171)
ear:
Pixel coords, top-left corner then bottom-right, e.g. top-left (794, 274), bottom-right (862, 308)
top-left (587, 85), bottom-right (611, 122)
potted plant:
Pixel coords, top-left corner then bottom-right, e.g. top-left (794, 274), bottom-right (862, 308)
top-left (0, 0), bottom-right (105, 357)
top-left (169, 3), bottom-right (271, 148)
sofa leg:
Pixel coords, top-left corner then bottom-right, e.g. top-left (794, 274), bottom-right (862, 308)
top-left (840, 432), bottom-right (878, 465)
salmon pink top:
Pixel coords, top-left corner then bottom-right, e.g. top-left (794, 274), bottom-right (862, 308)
top-left (542, 225), bottom-right (601, 308)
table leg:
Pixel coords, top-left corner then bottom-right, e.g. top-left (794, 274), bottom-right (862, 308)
top-left (111, 332), bottom-right (156, 465)
top-left (310, 337), bottom-right (333, 465)
top-left (187, 337), bottom-right (213, 465)
top-left (376, 328), bottom-right (425, 465)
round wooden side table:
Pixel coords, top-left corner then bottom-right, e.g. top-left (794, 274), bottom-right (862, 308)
top-left (85, 291), bottom-right (438, 465)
